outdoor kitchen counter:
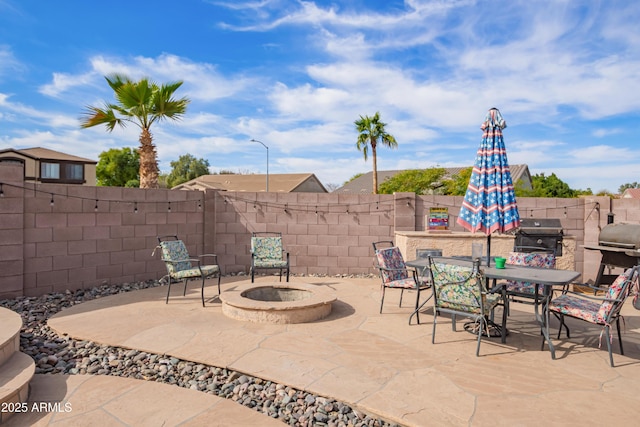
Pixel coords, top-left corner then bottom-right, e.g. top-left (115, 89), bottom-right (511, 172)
top-left (394, 230), bottom-right (576, 271)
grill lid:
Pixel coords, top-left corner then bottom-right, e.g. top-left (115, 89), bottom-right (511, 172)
top-left (598, 223), bottom-right (640, 249)
top-left (517, 218), bottom-right (563, 235)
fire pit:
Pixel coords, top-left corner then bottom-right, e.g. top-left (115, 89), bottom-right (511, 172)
top-left (220, 282), bottom-right (336, 324)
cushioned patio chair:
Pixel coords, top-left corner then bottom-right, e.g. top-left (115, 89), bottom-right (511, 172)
top-left (547, 265), bottom-right (639, 367)
top-left (373, 241), bottom-right (431, 325)
top-left (155, 235), bottom-right (221, 307)
top-left (504, 248), bottom-right (556, 313)
top-left (429, 257), bottom-right (507, 356)
top-left (250, 232), bottom-right (290, 283)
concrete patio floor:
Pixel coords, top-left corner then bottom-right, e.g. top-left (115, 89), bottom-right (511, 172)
top-left (7, 275), bottom-right (640, 426)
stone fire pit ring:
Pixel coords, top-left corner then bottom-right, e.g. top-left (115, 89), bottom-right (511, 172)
top-left (220, 282), bottom-right (337, 324)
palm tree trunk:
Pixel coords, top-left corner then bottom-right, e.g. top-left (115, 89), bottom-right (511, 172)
top-left (139, 128), bottom-right (159, 189)
top-left (371, 139), bottom-right (378, 194)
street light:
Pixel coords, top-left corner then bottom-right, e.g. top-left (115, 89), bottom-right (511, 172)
top-left (250, 139), bottom-right (269, 192)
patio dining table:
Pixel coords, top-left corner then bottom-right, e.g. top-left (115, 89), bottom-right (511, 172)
top-left (406, 258), bottom-right (581, 359)
top-left (483, 264), bottom-right (581, 359)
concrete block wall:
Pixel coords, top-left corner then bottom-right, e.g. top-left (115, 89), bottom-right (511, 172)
top-left (213, 191), bottom-right (396, 276)
top-left (0, 164), bottom-right (205, 299)
top-left (2, 161), bottom-right (637, 298)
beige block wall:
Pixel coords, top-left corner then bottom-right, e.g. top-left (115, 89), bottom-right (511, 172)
top-left (0, 163), bottom-right (206, 298)
top-left (2, 161), bottom-right (638, 298)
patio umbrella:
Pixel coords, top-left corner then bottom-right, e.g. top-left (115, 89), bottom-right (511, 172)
top-left (456, 107), bottom-right (521, 266)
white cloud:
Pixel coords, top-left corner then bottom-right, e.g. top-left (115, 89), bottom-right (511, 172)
top-left (568, 145), bottom-right (636, 163)
top-left (4, 1), bottom-right (640, 195)
top-left (0, 92), bottom-right (78, 128)
top-left (592, 128), bottom-right (622, 138)
top-left (39, 54), bottom-right (252, 103)
top-left (0, 45), bottom-right (24, 78)
top-left (39, 71), bottom-right (96, 97)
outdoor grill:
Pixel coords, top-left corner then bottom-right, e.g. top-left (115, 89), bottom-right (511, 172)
top-left (584, 222), bottom-right (640, 288)
top-left (514, 218), bottom-right (564, 256)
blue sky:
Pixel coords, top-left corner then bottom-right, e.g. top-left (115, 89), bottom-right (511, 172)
top-left (1, 0), bottom-right (639, 192)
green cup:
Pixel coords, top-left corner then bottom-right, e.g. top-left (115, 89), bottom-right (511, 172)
top-left (495, 257), bottom-right (507, 269)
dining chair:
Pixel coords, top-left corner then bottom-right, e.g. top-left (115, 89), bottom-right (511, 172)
top-left (548, 265), bottom-right (639, 367)
top-left (372, 241), bottom-right (431, 325)
top-left (155, 235), bottom-right (222, 307)
top-left (503, 247), bottom-right (556, 313)
top-left (250, 232), bottom-right (290, 283)
top-left (429, 256), bottom-right (507, 356)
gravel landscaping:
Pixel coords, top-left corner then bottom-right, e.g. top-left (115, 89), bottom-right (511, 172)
top-left (1, 277), bottom-right (397, 427)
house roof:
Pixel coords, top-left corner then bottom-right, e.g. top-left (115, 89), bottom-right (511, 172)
top-left (334, 164), bottom-right (531, 194)
top-left (622, 188), bottom-right (640, 199)
top-left (0, 147), bottom-right (97, 163)
top-left (173, 173), bottom-right (328, 193)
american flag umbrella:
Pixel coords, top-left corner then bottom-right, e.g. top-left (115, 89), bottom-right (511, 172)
top-left (456, 108), bottom-right (521, 265)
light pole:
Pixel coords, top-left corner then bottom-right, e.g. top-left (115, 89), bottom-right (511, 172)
top-left (250, 139), bottom-right (269, 192)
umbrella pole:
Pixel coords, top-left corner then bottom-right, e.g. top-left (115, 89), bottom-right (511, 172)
top-left (486, 235), bottom-right (492, 267)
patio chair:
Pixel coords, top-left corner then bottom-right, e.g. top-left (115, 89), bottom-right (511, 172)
top-left (503, 247), bottom-right (556, 313)
top-left (547, 265), bottom-right (639, 367)
top-left (250, 232), bottom-right (290, 283)
top-left (429, 257), bottom-right (507, 356)
top-left (373, 241), bottom-right (431, 325)
top-left (155, 235), bottom-right (221, 307)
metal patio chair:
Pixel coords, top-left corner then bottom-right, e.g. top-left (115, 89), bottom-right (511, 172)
top-left (155, 235), bottom-right (221, 307)
top-left (373, 241), bottom-right (431, 325)
top-left (548, 265), bottom-right (639, 367)
top-left (503, 247), bottom-right (557, 313)
top-left (250, 232), bottom-right (290, 283)
top-left (429, 257), bottom-right (507, 356)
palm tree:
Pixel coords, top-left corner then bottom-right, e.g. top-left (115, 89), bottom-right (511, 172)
top-left (355, 112), bottom-right (398, 194)
top-left (80, 74), bottom-right (190, 189)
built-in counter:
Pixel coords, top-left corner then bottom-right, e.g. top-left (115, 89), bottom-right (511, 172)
top-left (394, 231), bottom-right (576, 271)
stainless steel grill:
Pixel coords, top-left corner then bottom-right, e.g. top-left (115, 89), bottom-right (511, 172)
top-left (514, 218), bottom-right (564, 256)
top-left (584, 222), bottom-right (640, 288)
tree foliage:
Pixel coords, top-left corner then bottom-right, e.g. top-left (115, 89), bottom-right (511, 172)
top-left (344, 173), bottom-right (364, 185)
top-left (355, 112), bottom-right (397, 194)
top-left (96, 147), bottom-right (140, 187)
top-left (618, 182), bottom-right (640, 194)
top-left (443, 167), bottom-right (473, 196)
top-left (166, 154), bottom-right (210, 188)
top-left (515, 173), bottom-right (578, 198)
top-left (378, 168), bottom-right (447, 195)
top-left (80, 74), bottom-right (189, 189)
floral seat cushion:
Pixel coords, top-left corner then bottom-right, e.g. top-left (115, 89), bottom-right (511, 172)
top-left (376, 247), bottom-right (409, 281)
top-left (437, 285), bottom-right (501, 315)
top-left (160, 240), bottom-right (219, 279)
top-left (171, 265), bottom-right (220, 280)
top-left (385, 277), bottom-right (418, 289)
top-left (548, 295), bottom-right (601, 323)
top-left (160, 240), bottom-right (193, 274)
top-left (375, 247), bottom-right (426, 290)
top-left (549, 268), bottom-right (635, 324)
top-left (254, 259), bottom-right (288, 268)
top-left (431, 262), bottom-right (497, 315)
top-left (251, 236), bottom-right (286, 263)
top-left (597, 268), bottom-right (633, 320)
top-left (504, 252), bottom-right (555, 295)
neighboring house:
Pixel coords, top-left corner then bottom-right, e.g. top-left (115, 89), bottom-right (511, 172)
top-left (0, 147), bottom-right (97, 186)
top-left (173, 173), bottom-right (328, 193)
top-left (621, 188), bottom-right (640, 199)
top-left (333, 164), bottom-right (533, 194)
